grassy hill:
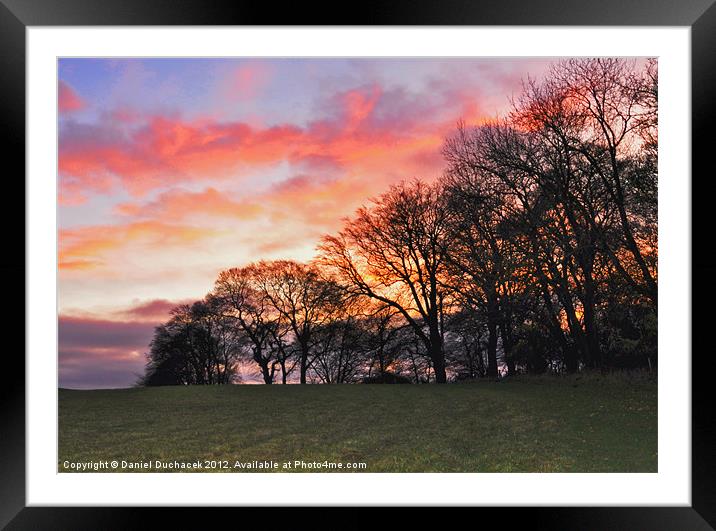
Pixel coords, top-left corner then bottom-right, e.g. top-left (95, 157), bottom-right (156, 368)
top-left (59, 374), bottom-right (657, 473)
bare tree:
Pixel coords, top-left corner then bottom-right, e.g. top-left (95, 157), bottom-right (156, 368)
top-left (142, 59), bottom-right (657, 383)
top-left (441, 132), bottom-right (520, 376)
top-left (362, 305), bottom-right (408, 379)
top-left (214, 267), bottom-right (286, 384)
top-left (311, 315), bottom-right (368, 384)
top-left (443, 309), bottom-right (488, 380)
top-left (319, 180), bottom-right (453, 383)
top-left (251, 260), bottom-right (342, 384)
top-left (531, 59), bottom-right (658, 305)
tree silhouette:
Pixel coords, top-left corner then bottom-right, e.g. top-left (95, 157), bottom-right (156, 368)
top-left (319, 181), bottom-right (453, 383)
top-left (142, 58), bottom-right (658, 385)
top-left (251, 260), bottom-right (342, 384)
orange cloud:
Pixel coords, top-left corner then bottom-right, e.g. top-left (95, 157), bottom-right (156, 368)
top-left (59, 221), bottom-right (219, 271)
top-left (115, 187), bottom-right (263, 221)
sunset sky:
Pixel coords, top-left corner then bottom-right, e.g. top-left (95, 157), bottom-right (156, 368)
top-left (58, 57), bottom-right (553, 388)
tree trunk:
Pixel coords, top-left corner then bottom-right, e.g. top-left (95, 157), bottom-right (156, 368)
top-left (564, 343), bottom-right (578, 373)
top-left (260, 363), bottom-right (273, 384)
top-left (299, 356), bottom-right (307, 384)
top-left (582, 288), bottom-right (601, 369)
top-left (280, 360), bottom-right (287, 384)
top-left (299, 343), bottom-right (309, 384)
top-left (499, 318), bottom-right (515, 376)
top-left (536, 270), bottom-right (576, 373)
top-left (429, 322), bottom-right (447, 383)
top-left (608, 159), bottom-right (658, 306)
top-left (580, 260), bottom-right (602, 370)
top-left (486, 296), bottom-right (499, 378)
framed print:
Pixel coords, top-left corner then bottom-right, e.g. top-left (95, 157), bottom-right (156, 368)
top-left (3, 0), bottom-right (715, 528)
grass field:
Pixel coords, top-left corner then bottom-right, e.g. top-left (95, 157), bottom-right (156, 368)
top-left (58, 374), bottom-right (657, 473)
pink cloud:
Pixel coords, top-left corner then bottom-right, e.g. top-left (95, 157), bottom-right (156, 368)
top-left (115, 298), bottom-right (193, 322)
top-left (58, 81), bottom-right (488, 203)
top-left (222, 62), bottom-right (272, 102)
top-left (58, 80), bottom-right (85, 113)
top-left (59, 117), bottom-right (306, 199)
top-left (342, 85), bottom-right (382, 131)
top-left (57, 75), bottom-right (509, 272)
top-left (57, 59), bottom-right (563, 389)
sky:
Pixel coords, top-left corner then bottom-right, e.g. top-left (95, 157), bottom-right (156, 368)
top-left (58, 57), bottom-right (554, 389)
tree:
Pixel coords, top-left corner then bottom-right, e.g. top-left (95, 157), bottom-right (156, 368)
top-left (319, 180), bottom-right (453, 383)
top-left (311, 315), bottom-right (368, 384)
top-left (362, 305), bottom-right (408, 379)
top-left (443, 309), bottom-right (488, 380)
top-left (214, 266), bottom-right (288, 384)
top-left (443, 122), bottom-right (572, 372)
top-left (251, 260), bottom-right (342, 384)
top-left (140, 324), bottom-right (192, 386)
top-left (447, 119), bottom-right (608, 370)
top-left (441, 132), bottom-right (521, 376)
top-left (140, 58), bottom-right (657, 383)
top-left (142, 298), bottom-right (241, 385)
top-left (437, 59), bottom-right (657, 373)
top-left (545, 59), bottom-right (658, 306)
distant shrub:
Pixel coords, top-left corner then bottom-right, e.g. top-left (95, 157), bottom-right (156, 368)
top-left (495, 368), bottom-right (657, 387)
top-left (361, 372), bottom-right (412, 384)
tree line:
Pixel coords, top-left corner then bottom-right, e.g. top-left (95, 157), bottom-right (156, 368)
top-left (140, 58), bottom-right (657, 386)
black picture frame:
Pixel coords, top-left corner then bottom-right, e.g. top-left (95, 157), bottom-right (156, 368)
top-left (2, 0), bottom-right (714, 528)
